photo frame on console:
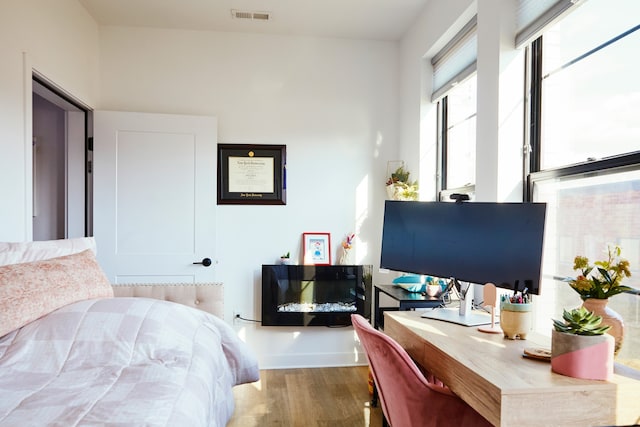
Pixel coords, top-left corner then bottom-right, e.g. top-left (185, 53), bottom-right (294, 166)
top-left (217, 144), bottom-right (286, 205)
top-left (302, 232), bottom-right (331, 265)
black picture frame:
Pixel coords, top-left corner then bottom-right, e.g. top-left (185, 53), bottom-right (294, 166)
top-left (217, 144), bottom-right (286, 205)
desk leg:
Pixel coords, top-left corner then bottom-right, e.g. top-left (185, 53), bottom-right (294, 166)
top-left (374, 287), bottom-right (382, 329)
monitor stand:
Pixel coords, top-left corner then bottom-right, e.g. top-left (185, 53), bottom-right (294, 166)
top-left (421, 281), bottom-right (494, 327)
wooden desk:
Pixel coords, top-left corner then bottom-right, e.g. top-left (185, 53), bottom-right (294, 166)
top-left (384, 311), bottom-right (640, 427)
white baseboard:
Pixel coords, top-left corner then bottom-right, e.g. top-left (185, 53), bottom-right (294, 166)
top-left (258, 351), bottom-right (369, 370)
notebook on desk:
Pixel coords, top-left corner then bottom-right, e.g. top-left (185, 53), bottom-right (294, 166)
top-left (421, 307), bottom-right (495, 327)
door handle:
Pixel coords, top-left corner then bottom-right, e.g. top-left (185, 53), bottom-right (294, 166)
top-left (193, 257), bottom-right (212, 267)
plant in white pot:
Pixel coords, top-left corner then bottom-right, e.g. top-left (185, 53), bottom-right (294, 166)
top-left (385, 166), bottom-right (418, 201)
top-left (551, 307), bottom-right (614, 381)
top-left (279, 252), bottom-right (291, 265)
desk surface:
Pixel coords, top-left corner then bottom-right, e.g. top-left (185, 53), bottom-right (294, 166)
top-left (384, 310), bottom-right (640, 427)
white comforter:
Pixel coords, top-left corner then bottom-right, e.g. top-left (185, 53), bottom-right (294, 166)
top-left (0, 297), bottom-right (259, 427)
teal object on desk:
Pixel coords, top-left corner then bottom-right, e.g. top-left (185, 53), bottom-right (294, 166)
top-left (392, 274), bottom-right (425, 293)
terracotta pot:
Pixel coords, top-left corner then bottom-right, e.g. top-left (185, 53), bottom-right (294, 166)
top-left (551, 329), bottom-right (614, 381)
top-left (581, 298), bottom-right (624, 356)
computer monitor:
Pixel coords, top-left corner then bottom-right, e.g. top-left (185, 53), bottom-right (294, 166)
top-left (380, 200), bottom-right (546, 325)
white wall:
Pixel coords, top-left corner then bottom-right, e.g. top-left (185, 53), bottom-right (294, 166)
top-left (0, 0), bottom-right (99, 242)
top-left (97, 26), bottom-right (400, 368)
top-left (0, 0), bottom-right (528, 369)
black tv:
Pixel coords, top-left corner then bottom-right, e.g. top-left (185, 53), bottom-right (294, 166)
top-left (380, 200), bottom-right (546, 295)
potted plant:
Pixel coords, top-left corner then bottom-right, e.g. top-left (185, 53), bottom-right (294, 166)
top-left (566, 244), bottom-right (632, 354)
top-left (280, 252), bottom-right (291, 265)
top-left (385, 166), bottom-right (418, 201)
top-left (551, 307), bottom-right (614, 380)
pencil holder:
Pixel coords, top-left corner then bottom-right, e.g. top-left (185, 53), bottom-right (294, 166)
top-left (500, 302), bottom-right (532, 340)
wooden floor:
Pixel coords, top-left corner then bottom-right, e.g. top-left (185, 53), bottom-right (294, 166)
top-left (227, 366), bottom-right (384, 427)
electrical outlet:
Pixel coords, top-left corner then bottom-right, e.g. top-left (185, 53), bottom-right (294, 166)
top-left (233, 309), bottom-right (240, 323)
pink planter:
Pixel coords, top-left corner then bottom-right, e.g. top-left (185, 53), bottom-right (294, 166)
top-left (551, 329), bottom-right (614, 381)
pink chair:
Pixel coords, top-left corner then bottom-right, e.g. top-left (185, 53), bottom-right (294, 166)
top-left (351, 314), bottom-right (492, 427)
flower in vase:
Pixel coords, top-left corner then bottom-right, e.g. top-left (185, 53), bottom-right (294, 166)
top-left (342, 233), bottom-right (355, 250)
top-left (566, 244), bottom-right (632, 300)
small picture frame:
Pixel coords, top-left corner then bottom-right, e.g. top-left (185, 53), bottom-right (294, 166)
top-left (302, 232), bottom-right (331, 265)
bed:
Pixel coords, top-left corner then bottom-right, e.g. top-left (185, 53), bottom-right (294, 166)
top-left (0, 238), bottom-right (259, 427)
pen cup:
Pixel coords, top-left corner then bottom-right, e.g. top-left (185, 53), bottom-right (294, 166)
top-left (500, 301), bottom-right (532, 340)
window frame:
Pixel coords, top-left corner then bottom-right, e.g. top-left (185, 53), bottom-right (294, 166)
top-left (436, 74), bottom-right (478, 199)
top-left (525, 29), bottom-right (640, 296)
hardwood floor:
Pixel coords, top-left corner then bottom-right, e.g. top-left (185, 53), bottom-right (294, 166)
top-left (227, 366), bottom-right (384, 427)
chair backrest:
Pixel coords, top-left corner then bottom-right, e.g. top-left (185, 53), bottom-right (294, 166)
top-left (351, 314), bottom-right (491, 427)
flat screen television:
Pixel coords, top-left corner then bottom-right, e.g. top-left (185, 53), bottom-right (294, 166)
top-left (380, 200), bottom-right (546, 298)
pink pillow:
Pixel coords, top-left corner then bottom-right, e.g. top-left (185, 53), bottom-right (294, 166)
top-left (0, 249), bottom-right (113, 337)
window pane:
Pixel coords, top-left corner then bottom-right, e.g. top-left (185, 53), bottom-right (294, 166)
top-left (540, 0), bottom-right (640, 170)
top-left (532, 167), bottom-right (640, 364)
top-left (542, 0), bottom-right (640, 72)
top-left (446, 75), bottom-right (477, 189)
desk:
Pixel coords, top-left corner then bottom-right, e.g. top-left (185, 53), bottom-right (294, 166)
top-left (373, 285), bottom-right (442, 329)
top-left (384, 311), bottom-right (640, 427)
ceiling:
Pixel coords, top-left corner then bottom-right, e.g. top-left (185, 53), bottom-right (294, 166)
top-left (78, 0), bottom-right (430, 41)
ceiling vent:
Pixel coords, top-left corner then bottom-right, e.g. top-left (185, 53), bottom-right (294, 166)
top-left (231, 10), bottom-right (272, 21)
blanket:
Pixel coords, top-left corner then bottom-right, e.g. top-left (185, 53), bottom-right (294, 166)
top-left (0, 297), bottom-right (259, 427)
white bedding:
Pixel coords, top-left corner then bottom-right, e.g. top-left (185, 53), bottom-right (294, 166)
top-left (0, 297), bottom-right (259, 427)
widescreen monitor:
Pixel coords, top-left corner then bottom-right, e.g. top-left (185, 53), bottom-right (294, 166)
top-left (380, 200), bottom-right (546, 295)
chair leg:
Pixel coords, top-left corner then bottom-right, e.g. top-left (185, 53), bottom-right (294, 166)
top-left (371, 381), bottom-right (378, 407)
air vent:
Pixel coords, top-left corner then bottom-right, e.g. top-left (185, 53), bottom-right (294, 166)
top-left (231, 9), bottom-right (272, 21)
top-left (252, 12), bottom-right (270, 21)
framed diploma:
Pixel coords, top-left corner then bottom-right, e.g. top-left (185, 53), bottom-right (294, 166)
top-left (217, 144), bottom-right (286, 205)
top-left (302, 232), bottom-right (332, 265)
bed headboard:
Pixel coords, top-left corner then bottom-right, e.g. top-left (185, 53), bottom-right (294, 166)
top-left (112, 283), bottom-right (224, 319)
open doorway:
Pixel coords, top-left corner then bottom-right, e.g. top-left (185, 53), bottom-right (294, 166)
top-left (32, 76), bottom-right (92, 240)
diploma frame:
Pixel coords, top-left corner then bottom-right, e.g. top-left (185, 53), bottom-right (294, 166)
top-left (217, 144), bottom-right (286, 205)
top-left (302, 232), bottom-right (332, 265)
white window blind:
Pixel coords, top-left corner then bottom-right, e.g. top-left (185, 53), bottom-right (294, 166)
top-left (516, 0), bottom-right (579, 47)
top-left (431, 16), bottom-right (477, 102)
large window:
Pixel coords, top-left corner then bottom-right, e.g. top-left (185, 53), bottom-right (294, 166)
top-left (538, 0), bottom-right (640, 169)
top-left (527, 0), bottom-right (640, 366)
top-left (431, 16), bottom-right (478, 197)
top-left (442, 75), bottom-right (477, 190)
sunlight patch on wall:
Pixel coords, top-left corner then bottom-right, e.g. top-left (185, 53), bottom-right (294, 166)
top-left (355, 175), bottom-right (370, 263)
top-left (373, 130), bottom-right (384, 158)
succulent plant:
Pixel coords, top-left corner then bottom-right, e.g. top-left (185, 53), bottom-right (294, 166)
top-left (552, 307), bottom-right (611, 336)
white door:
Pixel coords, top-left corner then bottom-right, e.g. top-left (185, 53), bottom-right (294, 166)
top-left (93, 111), bottom-right (217, 284)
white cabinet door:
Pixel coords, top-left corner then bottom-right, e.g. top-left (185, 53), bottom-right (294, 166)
top-left (93, 111), bottom-right (217, 284)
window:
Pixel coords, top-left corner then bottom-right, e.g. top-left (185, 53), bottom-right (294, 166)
top-left (431, 17), bottom-right (477, 197)
top-left (527, 0), bottom-right (640, 364)
top-left (538, 0), bottom-right (640, 169)
top-left (442, 75), bottom-right (476, 190)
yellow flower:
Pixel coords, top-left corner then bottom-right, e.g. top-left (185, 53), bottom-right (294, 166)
top-left (567, 245), bottom-right (633, 300)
